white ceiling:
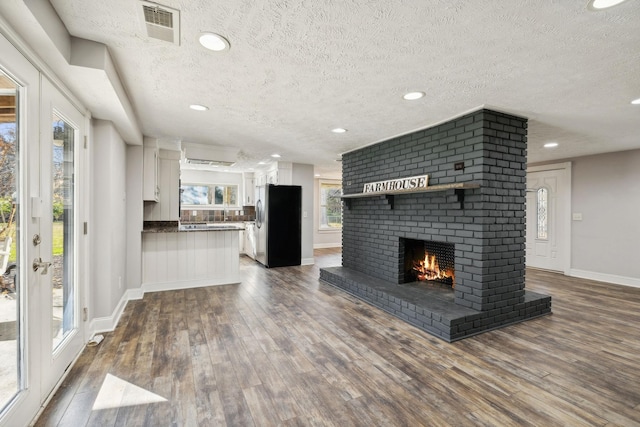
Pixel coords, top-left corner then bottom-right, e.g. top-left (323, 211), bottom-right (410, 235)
top-left (11, 1), bottom-right (640, 177)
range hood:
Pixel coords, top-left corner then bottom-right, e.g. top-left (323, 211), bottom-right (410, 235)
top-left (186, 158), bottom-right (235, 167)
top-left (182, 143), bottom-right (237, 168)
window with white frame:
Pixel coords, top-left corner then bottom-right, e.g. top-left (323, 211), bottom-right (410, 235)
top-left (319, 181), bottom-right (342, 230)
top-left (181, 183), bottom-right (238, 207)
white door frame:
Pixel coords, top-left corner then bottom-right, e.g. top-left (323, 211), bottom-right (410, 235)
top-left (0, 26), bottom-right (41, 427)
top-left (39, 75), bottom-right (87, 402)
top-left (527, 162), bottom-right (572, 275)
top-left (0, 21), bottom-right (89, 427)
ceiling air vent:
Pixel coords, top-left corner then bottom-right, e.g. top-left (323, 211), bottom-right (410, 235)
top-left (139, 1), bottom-right (180, 45)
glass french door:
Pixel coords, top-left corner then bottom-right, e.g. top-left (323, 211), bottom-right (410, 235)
top-left (38, 77), bottom-right (85, 401)
top-left (0, 32), bottom-right (85, 427)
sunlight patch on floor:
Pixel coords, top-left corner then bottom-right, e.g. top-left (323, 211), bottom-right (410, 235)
top-left (92, 374), bottom-right (167, 411)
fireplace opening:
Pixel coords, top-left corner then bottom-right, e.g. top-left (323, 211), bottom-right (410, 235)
top-left (401, 238), bottom-right (455, 287)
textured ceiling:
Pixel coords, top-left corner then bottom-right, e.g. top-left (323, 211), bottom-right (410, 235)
top-left (47, 0), bottom-right (640, 177)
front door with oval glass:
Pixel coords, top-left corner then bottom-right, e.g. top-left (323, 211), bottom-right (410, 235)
top-left (526, 168), bottom-right (565, 272)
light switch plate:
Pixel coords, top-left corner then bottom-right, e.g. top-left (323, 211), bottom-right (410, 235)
top-left (572, 213), bottom-right (583, 221)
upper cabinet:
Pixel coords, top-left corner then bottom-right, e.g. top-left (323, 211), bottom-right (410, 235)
top-left (243, 172), bottom-right (255, 206)
top-left (257, 161), bottom-right (293, 187)
top-left (144, 148), bottom-right (180, 221)
top-left (142, 141), bottom-right (159, 202)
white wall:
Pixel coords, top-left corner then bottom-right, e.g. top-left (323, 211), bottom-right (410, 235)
top-left (126, 145), bottom-right (143, 290)
top-left (313, 178), bottom-right (342, 249)
top-left (530, 149), bottom-right (640, 286)
top-left (568, 149), bottom-right (640, 284)
top-left (91, 120), bottom-right (127, 318)
top-left (292, 163), bottom-right (315, 263)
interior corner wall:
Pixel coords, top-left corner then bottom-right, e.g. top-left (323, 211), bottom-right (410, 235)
top-left (568, 149), bottom-right (640, 282)
top-left (313, 178), bottom-right (342, 248)
top-left (292, 163), bottom-right (315, 262)
top-left (91, 119), bottom-right (127, 318)
top-left (126, 145), bottom-right (143, 290)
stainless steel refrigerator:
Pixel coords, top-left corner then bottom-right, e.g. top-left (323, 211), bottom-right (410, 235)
top-left (254, 184), bottom-right (302, 268)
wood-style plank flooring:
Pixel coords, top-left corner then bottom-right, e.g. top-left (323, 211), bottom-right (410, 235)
top-left (34, 249), bottom-right (640, 426)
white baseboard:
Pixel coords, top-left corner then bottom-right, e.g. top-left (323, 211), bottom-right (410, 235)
top-left (89, 288), bottom-right (141, 335)
top-left (301, 258), bottom-right (315, 266)
top-left (313, 243), bottom-right (342, 249)
top-left (569, 269), bottom-right (640, 288)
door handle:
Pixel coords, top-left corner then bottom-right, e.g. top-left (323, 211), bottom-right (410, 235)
top-left (33, 257), bottom-right (52, 275)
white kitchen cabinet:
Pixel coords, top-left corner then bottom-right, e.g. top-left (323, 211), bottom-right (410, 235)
top-left (243, 223), bottom-right (255, 259)
top-left (266, 169), bottom-right (277, 184)
top-left (276, 162), bottom-right (292, 184)
top-left (144, 149), bottom-right (180, 221)
top-left (263, 161), bottom-right (292, 185)
top-left (143, 145), bottom-right (159, 202)
top-left (243, 172), bottom-right (255, 206)
top-left (255, 162), bottom-right (292, 187)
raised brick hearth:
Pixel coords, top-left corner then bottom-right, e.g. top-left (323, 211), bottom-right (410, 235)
top-left (319, 108), bottom-right (552, 342)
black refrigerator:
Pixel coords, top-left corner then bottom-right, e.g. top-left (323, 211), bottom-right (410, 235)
top-left (254, 184), bottom-right (302, 268)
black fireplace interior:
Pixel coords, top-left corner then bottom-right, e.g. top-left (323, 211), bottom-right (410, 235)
top-left (401, 238), bottom-right (455, 287)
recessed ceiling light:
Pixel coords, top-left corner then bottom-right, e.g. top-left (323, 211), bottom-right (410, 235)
top-left (189, 104), bottom-right (209, 111)
top-left (271, 154), bottom-right (281, 158)
top-left (332, 128), bottom-right (347, 134)
top-left (631, 97), bottom-right (640, 105)
top-left (199, 32), bottom-right (230, 51)
top-left (314, 174), bottom-right (321, 177)
top-left (587, 0), bottom-right (628, 10)
top-left (258, 161), bottom-right (266, 165)
top-left (403, 91), bottom-right (425, 101)
top-left (544, 142), bottom-right (559, 148)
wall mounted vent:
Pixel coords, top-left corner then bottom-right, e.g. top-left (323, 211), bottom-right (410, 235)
top-left (138, 1), bottom-right (180, 45)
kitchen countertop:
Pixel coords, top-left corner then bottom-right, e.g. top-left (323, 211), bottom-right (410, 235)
top-left (179, 223), bottom-right (246, 231)
top-left (142, 221), bottom-right (246, 233)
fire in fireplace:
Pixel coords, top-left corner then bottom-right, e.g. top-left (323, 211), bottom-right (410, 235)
top-left (401, 238), bottom-right (455, 287)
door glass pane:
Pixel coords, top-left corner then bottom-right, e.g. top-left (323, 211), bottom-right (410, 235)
top-left (0, 70), bottom-right (21, 409)
top-left (537, 187), bottom-right (548, 240)
top-left (51, 114), bottom-right (75, 350)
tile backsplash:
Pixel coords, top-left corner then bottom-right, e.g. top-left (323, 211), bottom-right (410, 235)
top-left (180, 206), bottom-right (255, 223)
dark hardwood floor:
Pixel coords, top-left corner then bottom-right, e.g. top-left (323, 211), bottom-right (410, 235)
top-left (34, 248), bottom-right (640, 426)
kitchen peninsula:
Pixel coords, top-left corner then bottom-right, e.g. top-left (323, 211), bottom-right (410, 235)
top-left (141, 221), bottom-right (242, 292)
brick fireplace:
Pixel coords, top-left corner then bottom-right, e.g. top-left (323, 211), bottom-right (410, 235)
top-left (319, 108), bottom-right (551, 341)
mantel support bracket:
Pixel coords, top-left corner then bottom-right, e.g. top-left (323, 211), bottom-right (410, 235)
top-left (455, 188), bottom-right (465, 209)
top-left (385, 195), bottom-right (395, 210)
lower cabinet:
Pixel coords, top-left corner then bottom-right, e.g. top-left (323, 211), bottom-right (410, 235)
top-left (142, 230), bottom-right (240, 290)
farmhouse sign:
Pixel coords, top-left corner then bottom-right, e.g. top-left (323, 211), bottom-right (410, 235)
top-left (362, 174), bottom-right (429, 194)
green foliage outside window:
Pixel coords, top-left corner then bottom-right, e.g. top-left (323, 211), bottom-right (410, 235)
top-left (320, 182), bottom-right (342, 230)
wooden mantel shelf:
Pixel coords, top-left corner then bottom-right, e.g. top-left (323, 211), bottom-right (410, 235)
top-left (341, 182), bottom-right (480, 209)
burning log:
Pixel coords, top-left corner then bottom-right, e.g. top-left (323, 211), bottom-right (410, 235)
top-left (412, 252), bottom-right (454, 287)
